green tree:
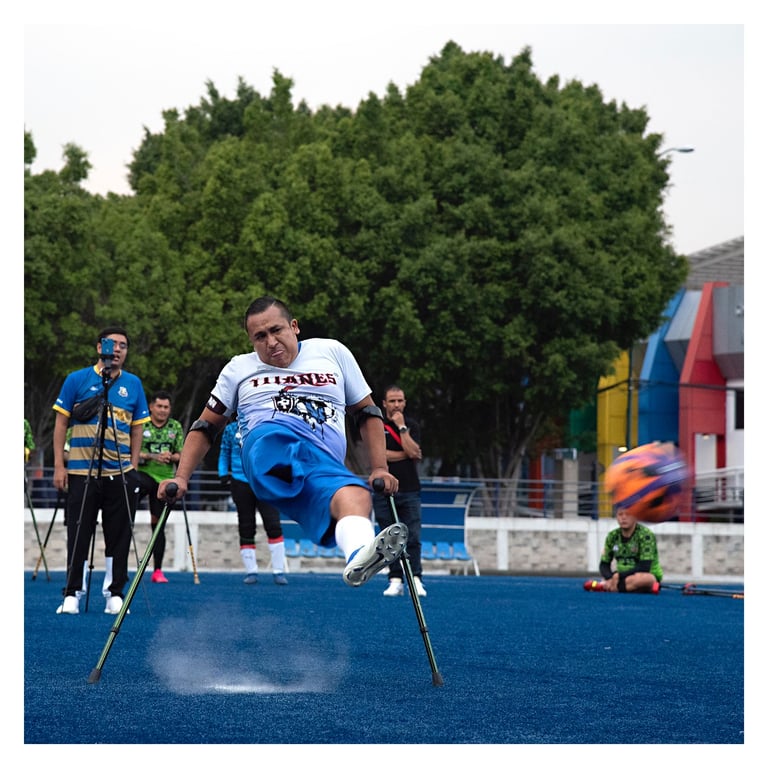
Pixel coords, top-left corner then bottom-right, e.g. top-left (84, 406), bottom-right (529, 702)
top-left (24, 43), bottom-right (687, 477)
top-left (24, 135), bottom-right (104, 449)
top-left (352, 43), bottom-right (686, 476)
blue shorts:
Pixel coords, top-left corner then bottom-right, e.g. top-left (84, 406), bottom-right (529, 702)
top-left (241, 423), bottom-right (368, 547)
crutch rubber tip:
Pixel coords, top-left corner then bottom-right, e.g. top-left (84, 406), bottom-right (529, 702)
top-left (87, 668), bottom-right (102, 684)
top-left (432, 672), bottom-right (445, 687)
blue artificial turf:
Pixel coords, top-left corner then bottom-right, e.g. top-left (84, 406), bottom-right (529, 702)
top-left (23, 571), bottom-right (744, 745)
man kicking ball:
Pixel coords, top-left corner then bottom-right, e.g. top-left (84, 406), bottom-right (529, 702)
top-left (158, 296), bottom-right (407, 586)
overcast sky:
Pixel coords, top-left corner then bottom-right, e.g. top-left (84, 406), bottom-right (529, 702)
top-left (20, 7), bottom-right (748, 258)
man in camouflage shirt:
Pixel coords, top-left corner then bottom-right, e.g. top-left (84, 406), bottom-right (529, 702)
top-left (584, 508), bottom-right (663, 593)
top-left (137, 390), bottom-right (184, 583)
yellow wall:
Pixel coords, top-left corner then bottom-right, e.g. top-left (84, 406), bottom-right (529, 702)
top-left (596, 350), bottom-right (637, 517)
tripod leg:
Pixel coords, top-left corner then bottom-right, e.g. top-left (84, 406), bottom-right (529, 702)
top-left (118, 466), bottom-right (153, 612)
top-left (25, 471), bottom-right (50, 581)
top-left (82, 524), bottom-right (97, 613)
top-left (92, 401), bottom-right (152, 616)
top-left (62, 474), bottom-right (98, 611)
top-left (88, 484), bottom-right (179, 683)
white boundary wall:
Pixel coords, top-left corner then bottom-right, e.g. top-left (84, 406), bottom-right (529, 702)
top-left (24, 509), bottom-right (743, 584)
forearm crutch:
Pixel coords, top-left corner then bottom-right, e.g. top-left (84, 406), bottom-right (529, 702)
top-left (373, 479), bottom-right (444, 687)
top-left (181, 496), bottom-right (200, 584)
top-left (24, 467), bottom-right (50, 581)
top-left (661, 582), bottom-right (744, 599)
top-left (88, 483), bottom-right (179, 683)
top-left (32, 490), bottom-right (64, 581)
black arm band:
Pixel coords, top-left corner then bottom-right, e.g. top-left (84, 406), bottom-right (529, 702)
top-left (352, 405), bottom-right (384, 431)
top-left (188, 419), bottom-right (219, 445)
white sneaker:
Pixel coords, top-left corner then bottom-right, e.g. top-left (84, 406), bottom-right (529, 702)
top-left (343, 523), bottom-right (408, 587)
top-left (56, 595), bottom-right (79, 615)
top-left (104, 595), bottom-right (124, 614)
top-left (383, 578), bottom-right (404, 597)
top-left (413, 576), bottom-right (427, 597)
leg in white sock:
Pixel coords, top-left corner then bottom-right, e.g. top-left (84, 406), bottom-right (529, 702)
top-left (334, 515), bottom-right (375, 562)
top-left (340, 515), bottom-right (408, 587)
top-left (268, 539), bottom-right (286, 573)
top-left (240, 546), bottom-right (257, 574)
top-left (77, 560), bottom-right (89, 599)
top-left (102, 556), bottom-right (113, 598)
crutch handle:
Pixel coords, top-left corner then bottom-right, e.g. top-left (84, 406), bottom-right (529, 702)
top-left (166, 482), bottom-right (178, 499)
top-left (372, 478), bottom-right (385, 493)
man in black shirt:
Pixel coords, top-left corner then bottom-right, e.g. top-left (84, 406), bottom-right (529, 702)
top-left (372, 385), bottom-right (425, 597)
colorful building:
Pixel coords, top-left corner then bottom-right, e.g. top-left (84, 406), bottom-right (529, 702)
top-left (595, 237), bottom-right (744, 518)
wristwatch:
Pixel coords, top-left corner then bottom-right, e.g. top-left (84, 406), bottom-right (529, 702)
top-left (398, 425), bottom-right (409, 433)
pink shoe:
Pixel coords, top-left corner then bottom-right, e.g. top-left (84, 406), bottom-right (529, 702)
top-left (151, 569), bottom-right (169, 583)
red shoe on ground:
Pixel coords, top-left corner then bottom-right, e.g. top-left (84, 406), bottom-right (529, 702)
top-left (583, 579), bottom-right (604, 592)
top-left (151, 569), bottom-right (168, 583)
top-left (651, 581), bottom-right (660, 594)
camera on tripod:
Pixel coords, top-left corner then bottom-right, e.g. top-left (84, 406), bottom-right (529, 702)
top-left (100, 337), bottom-right (115, 377)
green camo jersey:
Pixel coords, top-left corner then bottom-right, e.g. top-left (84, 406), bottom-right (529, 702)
top-left (138, 418), bottom-right (184, 482)
top-left (600, 523), bottom-right (663, 581)
top-left (24, 418), bottom-right (35, 451)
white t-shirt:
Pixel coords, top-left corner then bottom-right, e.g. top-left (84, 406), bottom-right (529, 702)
top-left (208, 338), bottom-right (371, 464)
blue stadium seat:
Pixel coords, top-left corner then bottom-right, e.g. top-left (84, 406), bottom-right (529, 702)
top-left (435, 541), bottom-right (453, 560)
top-left (299, 539), bottom-right (317, 557)
top-left (451, 542), bottom-right (472, 561)
top-left (284, 539), bottom-right (301, 558)
top-left (317, 545), bottom-right (338, 558)
top-left (418, 481), bottom-right (481, 575)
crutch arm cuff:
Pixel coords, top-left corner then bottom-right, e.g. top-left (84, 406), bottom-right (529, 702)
top-left (352, 405), bottom-right (384, 431)
top-left (188, 419), bottom-right (219, 445)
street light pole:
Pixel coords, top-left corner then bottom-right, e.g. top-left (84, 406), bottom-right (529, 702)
top-left (658, 146), bottom-right (695, 157)
top-left (623, 146), bottom-right (694, 451)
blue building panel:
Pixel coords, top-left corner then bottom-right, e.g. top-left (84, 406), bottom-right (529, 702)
top-left (638, 290), bottom-right (685, 446)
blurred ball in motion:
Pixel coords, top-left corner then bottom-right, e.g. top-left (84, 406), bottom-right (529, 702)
top-left (604, 442), bottom-right (689, 523)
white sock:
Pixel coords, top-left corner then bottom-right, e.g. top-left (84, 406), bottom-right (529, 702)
top-left (334, 516), bottom-right (375, 561)
top-left (240, 546), bottom-right (257, 574)
top-left (268, 540), bottom-right (286, 573)
top-left (77, 560), bottom-right (89, 597)
top-left (102, 556), bottom-right (113, 597)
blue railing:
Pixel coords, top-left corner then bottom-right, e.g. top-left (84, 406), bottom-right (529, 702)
top-left (24, 467), bottom-right (743, 522)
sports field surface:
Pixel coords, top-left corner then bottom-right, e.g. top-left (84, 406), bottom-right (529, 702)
top-left (23, 571), bottom-right (744, 749)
